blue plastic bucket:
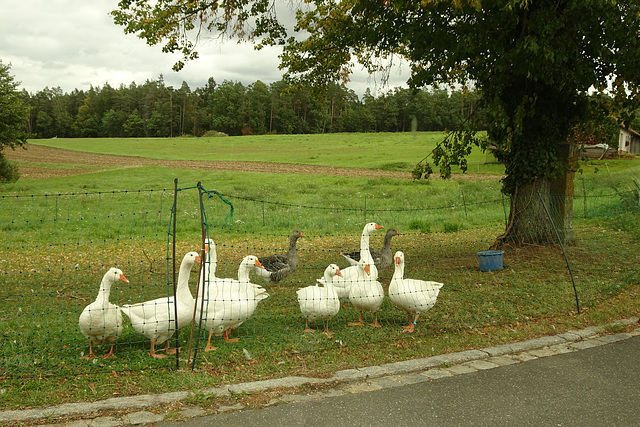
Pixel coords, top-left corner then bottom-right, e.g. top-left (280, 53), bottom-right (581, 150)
top-left (477, 250), bottom-right (504, 272)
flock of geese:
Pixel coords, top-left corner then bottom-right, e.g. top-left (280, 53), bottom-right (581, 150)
top-left (78, 223), bottom-right (444, 359)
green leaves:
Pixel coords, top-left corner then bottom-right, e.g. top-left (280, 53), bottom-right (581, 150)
top-left (111, 0), bottom-right (280, 72)
top-left (412, 126), bottom-right (484, 181)
top-left (0, 60), bottom-right (31, 182)
top-left (110, 0), bottom-right (640, 197)
top-left (0, 61), bottom-right (31, 149)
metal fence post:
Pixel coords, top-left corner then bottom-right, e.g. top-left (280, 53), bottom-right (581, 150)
top-left (537, 191), bottom-right (581, 314)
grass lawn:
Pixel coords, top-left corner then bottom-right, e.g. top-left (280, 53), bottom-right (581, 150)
top-left (31, 133), bottom-right (507, 174)
top-left (1, 133), bottom-right (639, 411)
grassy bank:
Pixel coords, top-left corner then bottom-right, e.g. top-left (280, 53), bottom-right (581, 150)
top-left (1, 134), bottom-right (639, 412)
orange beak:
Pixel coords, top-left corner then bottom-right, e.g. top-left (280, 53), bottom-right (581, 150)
top-left (336, 268), bottom-right (343, 277)
top-left (364, 264), bottom-right (371, 275)
top-left (119, 274), bottom-right (129, 283)
top-left (195, 255), bottom-right (201, 264)
top-left (255, 259), bottom-right (264, 269)
top-left (375, 224), bottom-right (384, 230)
top-left (395, 257), bottom-right (401, 265)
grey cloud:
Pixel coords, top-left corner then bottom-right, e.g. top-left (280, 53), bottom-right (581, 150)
top-left (0, 0), bottom-right (408, 97)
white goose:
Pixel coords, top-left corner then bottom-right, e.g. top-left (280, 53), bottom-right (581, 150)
top-left (316, 264), bottom-right (349, 304)
top-left (203, 237), bottom-right (217, 281)
top-left (297, 264), bottom-right (343, 337)
top-left (121, 251), bottom-right (200, 358)
top-left (200, 255), bottom-right (267, 297)
top-left (198, 255), bottom-right (269, 352)
top-left (78, 267), bottom-right (129, 359)
top-left (330, 223), bottom-right (383, 306)
top-left (347, 259), bottom-right (385, 327)
top-left (388, 251), bottom-right (443, 333)
top-left (341, 222), bottom-right (383, 283)
top-left (196, 238), bottom-right (217, 300)
top-left (341, 228), bottom-right (401, 273)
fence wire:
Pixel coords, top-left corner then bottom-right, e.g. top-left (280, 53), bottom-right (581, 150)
top-left (0, 182), bottom-right (639, 378)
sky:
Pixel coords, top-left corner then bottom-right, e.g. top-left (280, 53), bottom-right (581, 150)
top-left (0, 1), bottom-right (410, 98)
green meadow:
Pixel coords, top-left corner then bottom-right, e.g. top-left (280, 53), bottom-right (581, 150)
top-left (1, 132), bottom-right (639, 413)
top-left (30, 133), bottom-right (495, 171)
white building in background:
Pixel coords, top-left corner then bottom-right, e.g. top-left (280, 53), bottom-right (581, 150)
top-left (619, 127), bottom-right (640, 155)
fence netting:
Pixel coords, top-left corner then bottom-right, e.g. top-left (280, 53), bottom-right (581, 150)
top-left (1, 180), bottom-right (638, 378)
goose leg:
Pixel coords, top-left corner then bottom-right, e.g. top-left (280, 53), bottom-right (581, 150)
top-left (369, 312), bottom-right (382, 328)
top-left (165, 340), bottom-right (180, 355)
top-left (81, 341), bottom-right (97, 359)
top-left (149, 339), bottom-right (167, 359)
top-left (401, 311), bottom-right (413, 331)
top-left (204, 330), bottom-right (217, 352)
top-left (348, 311), bottom-right (365, 326)
top-left (101, 343), bottom-right (116, 358)
top-left (323, 319), bottom-right (333, 338)
top-left (303, 319), bottom-right (316, 333)
top-left (402, 313), bottom-right (419, 333)
top-left (223, 328), bottom-right (239, 343)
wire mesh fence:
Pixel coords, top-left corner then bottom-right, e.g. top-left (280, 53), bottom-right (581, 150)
top-left (1, 180), bottom-right (639, 378)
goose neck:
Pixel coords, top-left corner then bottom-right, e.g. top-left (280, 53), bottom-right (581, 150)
top-left (238, 264), bottom-right (251, 282)
top-left (323, 272), bottom-right (335, 288)
top-left (196, 268), bottom-right (209, 298)
top-left (95, 276), bottom-right (114, 303)
top-left (177, 262), bottom-right (194, 299)
top-left (360, 233), bottom-right (371, 249)
top-left (289, 233), bottom-right (301, 249)
top-left (393, 262), bottom-right (404, 280)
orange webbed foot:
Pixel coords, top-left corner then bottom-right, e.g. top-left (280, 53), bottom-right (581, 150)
top-left (402, 323), bottom-right (416, 333)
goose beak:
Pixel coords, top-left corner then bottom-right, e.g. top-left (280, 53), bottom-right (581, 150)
top-left (205, 244), bottom-right (210, 254)
top-left (255, 259), bottom-right (264, 269)
top-left (336, 268), bottom-right (343, 277)
top-left (375, 224), bottom-right (384, 230)
top-left (300, 232), bottom-right (306, 237)
top-left (364, 264), bottom-right (371, 275)
top-left (395, 257), bottom-right (401, 265)
top-left (195, 255), bottom-right (201, 263)
top-left (120, 274), bottom-right (130, 283)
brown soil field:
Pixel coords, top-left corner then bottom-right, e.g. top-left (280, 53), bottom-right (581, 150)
top-left (6, 144), bottom-right (414, 180)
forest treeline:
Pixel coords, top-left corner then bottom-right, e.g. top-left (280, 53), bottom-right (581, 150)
top-left (20, 76), bottom-right (483, 138)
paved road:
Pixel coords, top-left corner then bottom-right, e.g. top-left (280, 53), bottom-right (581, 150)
top-left (159, 334), bottom-right (640, 427)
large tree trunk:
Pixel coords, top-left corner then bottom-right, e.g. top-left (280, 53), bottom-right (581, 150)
top-left (494, 143), bottom-right (577, 248)
top-left (494, 178), bottom-right (557, 247)
top-left (548, 142), bottom-right (577, 245)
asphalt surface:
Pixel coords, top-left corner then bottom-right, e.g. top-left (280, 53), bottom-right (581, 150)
top-left (159, 332), bottom-right (640, 427)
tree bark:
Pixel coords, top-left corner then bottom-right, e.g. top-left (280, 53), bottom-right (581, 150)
top-left (494, 179), bottom-right (557, 247)
top-left (549, 142), bottom-right (578, 245)
top-left (494, 143), bottom-right (578, 248)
